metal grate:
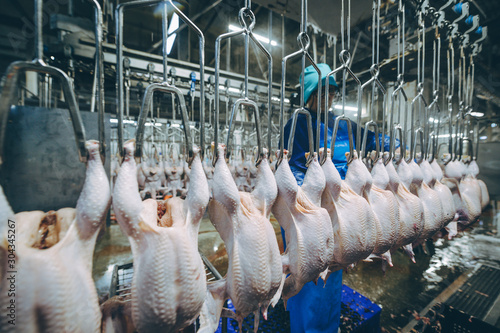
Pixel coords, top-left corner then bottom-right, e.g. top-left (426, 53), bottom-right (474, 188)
top-left (109, 262), bottom-right (134, 301)
top-left (445, 265), bottom-right (500, 320)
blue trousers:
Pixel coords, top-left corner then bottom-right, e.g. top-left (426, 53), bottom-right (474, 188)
top-left (281, 227), bottom-right (342, 333)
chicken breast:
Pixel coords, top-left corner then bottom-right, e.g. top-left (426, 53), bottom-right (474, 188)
top-left (199, 145), bottom-right (282, 333)
top-left (113, 140), bottom-right (209, 333)
top-left (0, 140), bottom-right (111, 332)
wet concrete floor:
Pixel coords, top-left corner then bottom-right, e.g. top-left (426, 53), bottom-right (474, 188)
top-left (92, 204), bottom-right (500, 332)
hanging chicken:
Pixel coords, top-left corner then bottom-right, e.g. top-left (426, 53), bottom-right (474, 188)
top-left (385, 153), bottom-right (424, 262)
top-left (199, 145), bottom-right (282, 332)
top-left (443, 157), bottom-right (481, 228)
top-left (271, 151), bottom-right (334, 300)
top-left (424, 157), bottom-right (458, 239)
top-left (320, 149), bottom-right (377, 270)
top-left (112, 139), bottom-right (209, 332)
top-left (344, 151), bottom-right (399, 267)
top-left (399, 154), bottom-right (445, 241)
top-left (0, 140), bottom-right (111, 332)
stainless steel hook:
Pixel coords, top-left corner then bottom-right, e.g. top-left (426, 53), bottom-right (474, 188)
top-left (136, 83), bottom-right (193, 164)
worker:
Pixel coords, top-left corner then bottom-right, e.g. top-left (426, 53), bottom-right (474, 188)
top-left (282, 63), bottom-right (392, 333)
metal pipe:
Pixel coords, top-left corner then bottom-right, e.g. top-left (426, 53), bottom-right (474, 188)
top-left (35, 0), bottom-right (43, 61)
top-left (162, 1), bottom-right (168, 81)
top-left (89, 0), bottom-right (105, 158)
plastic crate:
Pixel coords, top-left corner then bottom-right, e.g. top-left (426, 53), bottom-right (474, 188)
top-left (340, 285), bottom-right (381, 333)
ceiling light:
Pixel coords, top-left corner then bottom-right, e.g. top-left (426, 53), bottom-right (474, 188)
top-left (491, 123), bottom-right (497, 128)
top-left (110, 119), bottom-right (136, 124)
top-left (228, 87), bottom-right (241, 94)
top-left (469, 111), bottom-right (484, 117)
top-left (479, 136), bottom-right (487, 140)
top-left (228, 24), bottom-right (278, 46)
top-left (166, 13), bottom-right (179, 55)
top-left (333, 105), bottom-right (358, 112)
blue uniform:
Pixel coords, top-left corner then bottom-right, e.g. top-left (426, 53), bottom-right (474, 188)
top-left (281, 110), bottom-right (393, 333)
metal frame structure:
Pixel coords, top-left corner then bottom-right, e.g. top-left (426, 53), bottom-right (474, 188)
top-left (0, 0), bottom-right (87, 165)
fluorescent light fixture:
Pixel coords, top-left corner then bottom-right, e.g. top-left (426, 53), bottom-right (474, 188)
top-left (429, 117), bottom-right (439, 123)
top-left (145, 122), bottom-right (162, 127)
top-left (479, 136), bottom-right (487, 140)
top-left (110, 119), bottom-right (136, 124)
top-left (469, 111), bottom-right (484, 117)
top-left (171, 123), bottom-right (180, 128)
top-left (284, 98), bottom-right (290, 103)
top-left (166, 13), bottom-right (179, 55)
top-left (228, 87), bottom-right (241, 94)
top-left (228, 24), bottom-right (278, 46)
top-left (333, 104), bottom-right (358, 112)
top-left (438, 134), bottom-right (458, 138)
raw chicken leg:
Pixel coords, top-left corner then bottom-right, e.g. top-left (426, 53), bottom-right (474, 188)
top-left (0, 140), bottom-right (111, 332)
top-left (199, 145), bottom-right (282, 333)
top-left (320, 149), bottom-right (377, 269)
top-left (113, 140), bottom-right (209, 333)
top-left (271, 151), bottom-right (334, 300)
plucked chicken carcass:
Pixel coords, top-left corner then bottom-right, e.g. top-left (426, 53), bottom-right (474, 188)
top-left (0, 140), bottom-right (111, 332)
top-left (233, 150), bottom-right (252, 192)
top-left (344, 151), bottom-right (398, 266)
top-left (443, 158), bottom-right (481, 228)
top-left (467, 160), bottom-right (489, 210)
top-left (320, 149), bottom-right (377, 269)
top-left (199, 145), bottom-right (282, 333)
top-left (164, 148), bottom-right (186, 198)
top-left (401, 157), bottom-right (445, 240)
top-left (113, 139), bottom-right (209, 333)
top-left (385, 154), bottom-right (424, 262)
top-left (366, 153), bottom-right (401, 265)
top-left (271, 151), bottom-right (334, 300)
top-left (419, 158), bottom-right (455, 228)
top-left (429, 159), bottom-right (458, 239)
top-left (138, 154), bottom-right (167, 200)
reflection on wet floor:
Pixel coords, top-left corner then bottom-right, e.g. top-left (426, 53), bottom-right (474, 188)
top-left (92, 205), bottom-right (500, 331)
